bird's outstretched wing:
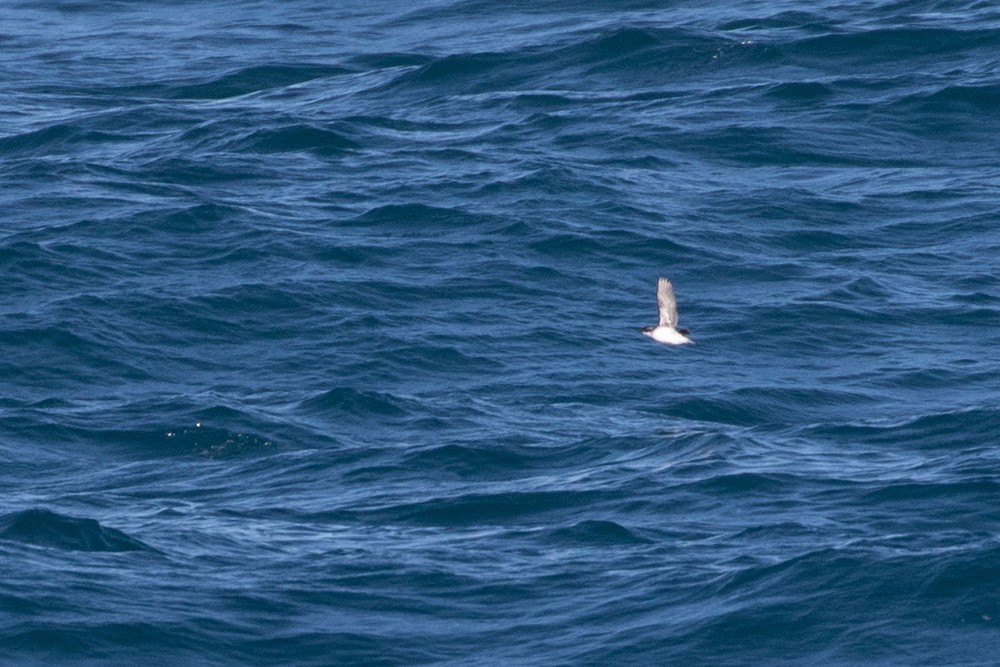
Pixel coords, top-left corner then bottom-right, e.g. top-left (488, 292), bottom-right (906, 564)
top-left (656, 277), bottom-right (678, 328)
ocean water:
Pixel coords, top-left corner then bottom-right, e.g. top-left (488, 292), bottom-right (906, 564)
top-left (2, 0), bottom-right (999, 664)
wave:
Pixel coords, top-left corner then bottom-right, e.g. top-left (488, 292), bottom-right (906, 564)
top-left (649, 541), bottom-right (1000, 664)
top-left (298, 387), bottom-right (415, 419)
top-left (545, 519), bottom-right (653, 545)
top-left (366, 489), bottom-right (607, 525)
top-left (0, 325), bottom-right (151, 387)
top-left (764, 80), bottom-right (834, 102)
top-left (169, 63), bottom-right (351, 100)
top-left (375, 24), bottom-right (754, 97)
top-left (346, 202), bottom-right (486, 230)
top-left (232, 124), bottom-right (358, 154)
top-left (154, 423), bottom-right (277, 459)
top-left (803, 407), bottom-right (1000, 451)
top-left (787, 27), bottom-right (1000, 61)
top-left (1, 396), bottom-right (285, 459)
top-left (398, 438), bottom-right (594, 479)
top-left (0, 123), bottom-right (78, 157)
top-left (655, 384), bottom-right (875, 428)
top-left (889, 83), bottom-right (1000, 116)
top-left (0, 509), bottom-right (155, 552)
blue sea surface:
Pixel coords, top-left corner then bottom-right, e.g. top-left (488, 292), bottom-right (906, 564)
top-left (2, 1), bottom-right (1000, 664)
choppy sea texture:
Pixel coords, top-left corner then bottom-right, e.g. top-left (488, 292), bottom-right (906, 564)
top-left (2, 0), bottom-right (1000, 664)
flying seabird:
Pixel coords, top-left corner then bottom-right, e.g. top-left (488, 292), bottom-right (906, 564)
top-left (640, 277), bottom-right (692, 345)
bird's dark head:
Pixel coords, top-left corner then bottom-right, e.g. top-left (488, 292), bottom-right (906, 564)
top-left (678, 328), bottom-right (690, 336)
top-left (640, 326), bottom-right (654, 334)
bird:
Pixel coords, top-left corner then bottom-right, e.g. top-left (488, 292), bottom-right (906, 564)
top-left (640, 277), bottom-right (693, 345)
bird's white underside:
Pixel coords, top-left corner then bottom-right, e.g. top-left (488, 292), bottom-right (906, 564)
top-left (644, 326), bottom-right (692, 345)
